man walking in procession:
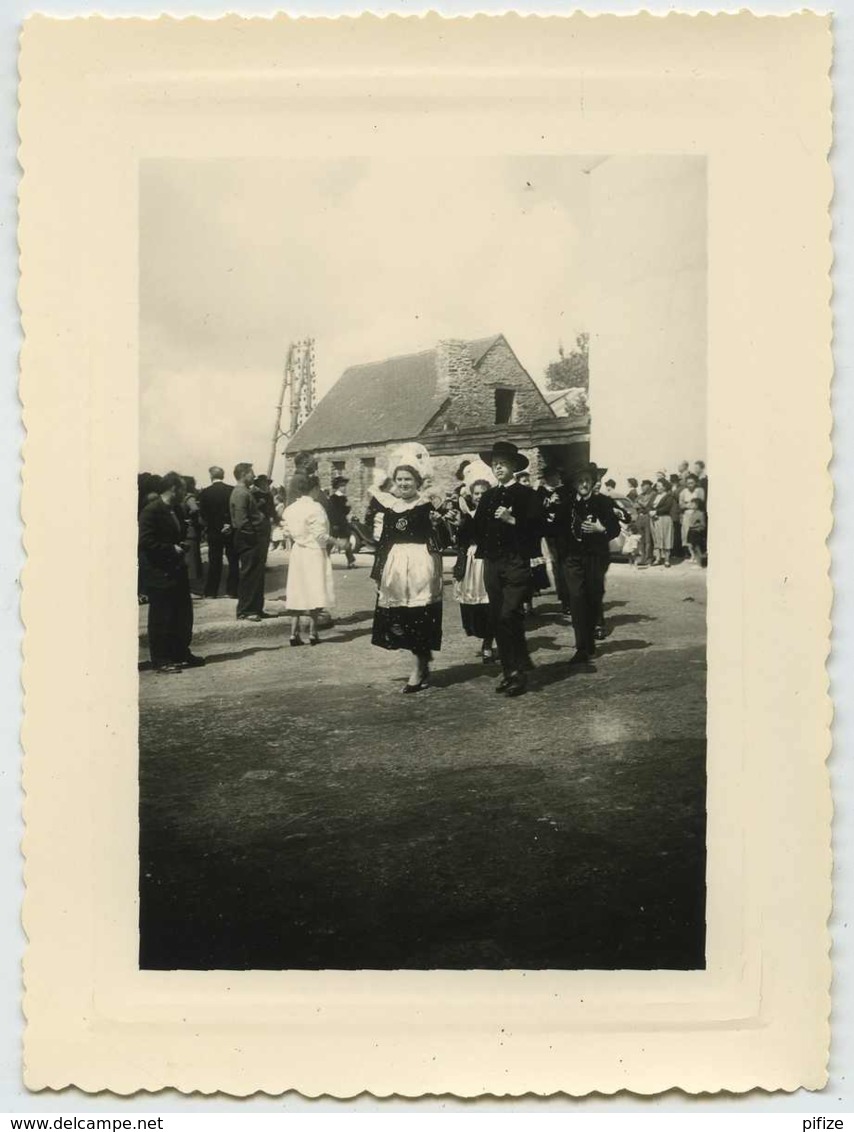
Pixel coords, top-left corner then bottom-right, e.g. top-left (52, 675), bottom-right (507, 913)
top-left (473, 441), bottom-right (544, 699)
top-left (555, 462), bottom-right (622, 665)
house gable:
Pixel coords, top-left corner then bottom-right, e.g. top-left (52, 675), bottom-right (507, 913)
top-left (425, 335), bottom-right (555, 435)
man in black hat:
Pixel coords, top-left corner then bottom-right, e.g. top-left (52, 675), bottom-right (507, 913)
top-left (472, 441), bottom-right (545, 698)
top-left (554, 462), bottom-right (622, 665)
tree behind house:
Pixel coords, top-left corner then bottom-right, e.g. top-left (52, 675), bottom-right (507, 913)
top-left (545, 332), bottom-right (589, 391)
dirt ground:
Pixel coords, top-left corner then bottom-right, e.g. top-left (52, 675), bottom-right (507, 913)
top-left (138, 552), bottom-right (707, 970)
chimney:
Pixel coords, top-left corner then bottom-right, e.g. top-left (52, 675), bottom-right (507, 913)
top-left (436, 339), bottom-right (475, 401)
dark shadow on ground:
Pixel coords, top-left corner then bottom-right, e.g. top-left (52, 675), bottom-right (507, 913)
top-left (328, 626), bottom-right (375, 645)
top-left (526, 635), bottom-right (565, 656)
top-left (531, 659), bottom-right (597, 689)
top-left (602, 600), bottom-right (628, 612)
top-left (331, 609), bottom-right (375, 626)
top-left (200, 646), bottom-right (285, 665)
top-left (595, 638), bottom-right (652, 657)
top-left (426, 661), bottom-right (497, 690)
top-left (139, 732), bottom-right (706, 971)
top-left (606, 613), bottom-right (656, 629)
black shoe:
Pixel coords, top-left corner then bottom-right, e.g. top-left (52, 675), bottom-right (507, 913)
top-left (505, 674), bottom-right (528, 698)
top-left (257, 611), bottom-right (276, 619)
top-left (495, 674), bottom-right (514, 694)
top-left (402, 678), bottom-right (428, 694)
top-left (154, 663), bottom-right (184, 675)
top-left (181, 654), bottom-right (206, 668)
top-left (290, 636), bottom-right (304, 647)
top-left (309, 635), bottom-right (320, 646)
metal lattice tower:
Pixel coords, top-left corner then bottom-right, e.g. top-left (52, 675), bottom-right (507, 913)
top-left (266, 337), bottom-right (317, 480)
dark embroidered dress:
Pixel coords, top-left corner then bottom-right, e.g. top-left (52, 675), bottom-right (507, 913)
top-left (370, 500), bottom-right (443, 654)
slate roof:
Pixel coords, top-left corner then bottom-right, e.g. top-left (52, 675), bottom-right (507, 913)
top-left (287, 335), bottom-right (503, 452)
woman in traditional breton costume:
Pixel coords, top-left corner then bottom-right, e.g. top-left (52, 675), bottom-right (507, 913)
top-left (453, 459), bottom-right (497, 663)
top-left (369, 444), bottom-right (443, 693)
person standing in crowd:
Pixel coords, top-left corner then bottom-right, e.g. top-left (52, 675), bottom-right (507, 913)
top-left (602, 478), bottom-right (617, 497)
top-left (137, 473), bottom-right (162, 605)
top-left (635, 478), bottom-right (655, 568)
top-left (181, 476), bottom-right (204, 595)
top-left (682, 495), bottom-right (707, 565)
top-left (252, 474), bottom-right (278, 535)
top-left (283, 478), bottom-right (336, 645)
top-left (230, 462), bottom-right (272, 622)
top-left (650, 474), bottom-right (680, 567)
top-left (693, 459), bottom-right (708, 500)
top-left (538, 464), bottom-right (571, 618)
top-left (554, 462), bottom-right (621, 665)
top-left (677, 460), bottom-right (690, 486)
top-left (668, 473), bottom-right (685, 559)
top-left (679, 473), bottom-right (706, 563)
top-left (199, 466), bottom-right (238, 599)
top-left (138, 471), bottom-right (205, 673)
top-left (473, 442), bottom-right (545, 699)
top-left (369, 449), bottom-right (443, 693)
top-left (454, 461), bottom-right (497, 663)
top-left (626, 477), bottom-right (639, 503)
top-left (327, 475), bottom-right (357, 568)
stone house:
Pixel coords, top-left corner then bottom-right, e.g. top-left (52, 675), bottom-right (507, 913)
top-left (285, 334), bottom-right (590, 515)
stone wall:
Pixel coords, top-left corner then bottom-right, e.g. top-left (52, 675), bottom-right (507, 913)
top-left (430, 337), bottom-right (551, 433)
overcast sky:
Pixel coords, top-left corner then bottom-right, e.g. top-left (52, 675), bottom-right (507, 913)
top-left (139, 156), bottom-right (591, 484)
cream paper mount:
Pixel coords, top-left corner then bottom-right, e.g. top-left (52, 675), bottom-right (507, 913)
top-left (19, 13), bottom-right (832, 1097)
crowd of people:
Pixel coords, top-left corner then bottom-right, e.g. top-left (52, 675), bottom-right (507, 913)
top-left (137, 450), bottom-right (707, 693)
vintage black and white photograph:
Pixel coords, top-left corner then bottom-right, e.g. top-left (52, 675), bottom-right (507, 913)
top-left (137, 154), bottom-right (707, 972)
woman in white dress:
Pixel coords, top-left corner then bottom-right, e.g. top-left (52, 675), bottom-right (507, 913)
top-left (369, 453), bottom-right (443, 693)
top-left (283, 482), bottom-right (335, 646)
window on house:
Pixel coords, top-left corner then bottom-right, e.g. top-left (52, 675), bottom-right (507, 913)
top-left (332, 460), bottom-right (346, 476)
top-left (359, 456), bottom-right (375, 492)
top-left (495, 388), bottom-right (516, 425)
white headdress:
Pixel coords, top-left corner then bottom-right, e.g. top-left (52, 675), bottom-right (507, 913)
top-left (388, 441), bottom-right (433, 484)
top-left (462, 458), bottom-right (497, 491)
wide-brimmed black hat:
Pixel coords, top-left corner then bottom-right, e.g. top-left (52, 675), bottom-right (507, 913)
top-left (571, 461), bottom-right (607, 484)
top-left (479, 440), bottom-right (529, 473)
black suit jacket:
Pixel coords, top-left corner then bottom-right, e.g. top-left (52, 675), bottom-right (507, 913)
top-left (199, 481), bottom-right (234, 538)
top-left (473, 481), bottom-right (544, 561)
top-left (138, 498), bottom-right (188, 590)
top-left (553, 489), bottom-right (621, 558)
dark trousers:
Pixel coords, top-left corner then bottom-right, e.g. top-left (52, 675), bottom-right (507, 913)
top-left (484, 554), bottom-right (532, 676)
top-left (147, 575), bottom-right (193, 666)
top-left (563, 552), bottom-right (609, 656)
top-left (236, 540), bottom-right (268, 618)
top-left (205, 534), bottom-right (239, 598)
